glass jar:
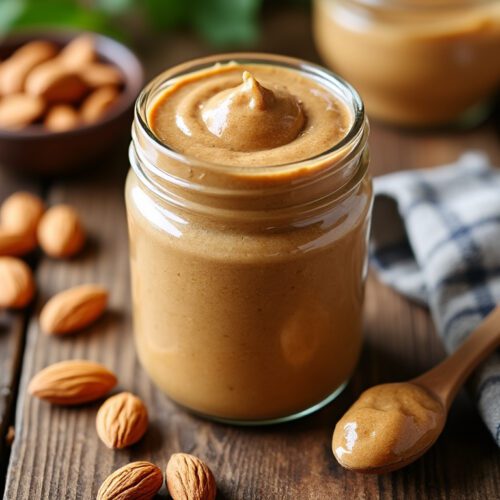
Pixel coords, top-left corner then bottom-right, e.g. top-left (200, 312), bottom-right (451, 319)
top-left (313, 0), bottom-right (500, 127)
top-left (126, 54), bottom-right (372, 424)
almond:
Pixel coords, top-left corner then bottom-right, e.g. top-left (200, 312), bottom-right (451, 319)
top-left (0, 191), bottom-right (45, 236)
top-left (80, 62), bottom-right (122, 88)
top-left (97, 461), bottom-right (163, 500)
top-left (25, 61), bottom-right (88, 103)
top-left (0, 257), bottom-right (35, 308)
top-left (37, 204), bottom-right (85, 258)
top-left (59, 35), bottom-right (96, 69)
top-left (0, 228), bottom-right (37, 256)
top-left (0, 93), bottom-right (45, 129)
top-left (96, 392), bottom-right (148, 449)
top-left (81, 86), bottom-right (119, 123)
top-left (44, 105), bottom-right (80, 132)
top-left (0, 40), bottom-right (57, 95)
top-left (166, 453), bottom-right (216, 500)
top-left (28, 359), bottom-right (117, 405)
top-left (40, 283), bottom-right (108, 335)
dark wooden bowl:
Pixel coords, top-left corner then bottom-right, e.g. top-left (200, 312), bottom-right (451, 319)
top-left (0, 31), bottom-right (144, 175)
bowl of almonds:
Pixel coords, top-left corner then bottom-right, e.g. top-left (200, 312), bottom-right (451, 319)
top-left (0, 31), bottom-right (143, 174)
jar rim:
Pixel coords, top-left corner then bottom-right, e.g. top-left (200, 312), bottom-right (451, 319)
top-left (134, 52), bottom-right (366, 176)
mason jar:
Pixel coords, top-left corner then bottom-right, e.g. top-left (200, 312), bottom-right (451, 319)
top-left (126, 54), bottom-right (372, 424)
top-left (313, 0), bottom-right (500, 127)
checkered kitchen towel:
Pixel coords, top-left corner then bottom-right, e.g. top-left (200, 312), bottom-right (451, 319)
top-left (370, 152), bottom-right (500, 446)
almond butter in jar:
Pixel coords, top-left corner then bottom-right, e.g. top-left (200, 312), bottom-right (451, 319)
top-left (126, 54), bottom-right (372, 424)
top-left (313, 0), bottom-right (500, 127)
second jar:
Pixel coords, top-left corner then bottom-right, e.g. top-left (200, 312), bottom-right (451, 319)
top-left (126, 54), bottom-right (372, 424)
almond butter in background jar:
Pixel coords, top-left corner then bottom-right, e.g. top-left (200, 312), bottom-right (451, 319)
top-left (313, 0), bottom-right (500, 127)
top-left (126, 54), bottom-right (372, 424)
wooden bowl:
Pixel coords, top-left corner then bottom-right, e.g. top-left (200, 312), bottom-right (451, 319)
top-left (0, 31), bottom-right (144, 175)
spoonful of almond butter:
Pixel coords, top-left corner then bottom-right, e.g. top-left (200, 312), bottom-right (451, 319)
top-left (332, 306), bottom-right (500, 474)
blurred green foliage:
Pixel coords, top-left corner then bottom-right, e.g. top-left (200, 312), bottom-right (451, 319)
top-left (0, 0), bottom-right (271, 46)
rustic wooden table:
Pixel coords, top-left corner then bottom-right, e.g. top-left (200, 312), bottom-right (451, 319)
top-left (1, 8), bottom-right (499, 500)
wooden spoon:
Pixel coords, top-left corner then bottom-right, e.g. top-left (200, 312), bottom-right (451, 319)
top-left (332, 305), bottom-right (500, 474)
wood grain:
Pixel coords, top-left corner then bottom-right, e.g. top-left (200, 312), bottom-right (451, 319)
top-left (2, 7), bottom-right (500, 500)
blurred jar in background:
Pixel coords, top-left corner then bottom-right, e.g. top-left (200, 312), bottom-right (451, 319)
top-left (313, 0), bottom-right (500, 127)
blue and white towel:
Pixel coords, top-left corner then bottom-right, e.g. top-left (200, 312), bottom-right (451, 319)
top-left (370, 152), bottom-right (500, 446)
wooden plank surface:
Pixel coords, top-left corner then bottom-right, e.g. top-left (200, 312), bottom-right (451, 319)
top-left (2, 7), bottom-right (500, 500)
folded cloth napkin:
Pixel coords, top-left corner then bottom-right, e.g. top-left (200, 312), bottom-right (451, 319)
top-left (370, 151), bottom-right (500, 446)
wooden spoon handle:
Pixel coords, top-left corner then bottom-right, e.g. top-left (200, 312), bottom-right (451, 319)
top-left (412, 305), bottom-right (500, 410)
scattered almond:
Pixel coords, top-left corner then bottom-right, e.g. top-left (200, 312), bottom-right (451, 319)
top-left (45, 105), bottom-right (80, 132)
top-left (0, 191), bottom-right (45, 236)
top-left (96, 392), bottom-right (148, 449)
top-left (25, 61), bottom-right (88, 103)
top-left (37, 204), bottom-right (86, 258)
top-left (0, 93), bottom-right (45, 129)
top-left (166, 453), bottom-right (216, 500)
top-left (28, 359), bottom-right (117, 405)
top-left (0, 40), bottom-right (57, 95)
top-left (0, 257), bottom-right (35, 308)
top-left (81, 86), bottom-right (119, 123)
top-left (39, 283), bottom-right (108, 335)
top-left (0, 228), bottom-right (37, 256)
top-left (59, 35), bottom-right (96, 69)
top-left (97, 461), bottom-right (163, 500)
top-left (81, 62), bottom-right (122, 88)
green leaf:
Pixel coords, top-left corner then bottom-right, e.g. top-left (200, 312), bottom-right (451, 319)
top-left (0, 0), bottom-right (120, 37)
top-left (94, 0), bottom-right (135, 14)
top-left (142, 0), bottom-right (189, 29)
top-left (0, 0), bottom-right (27, 32)
top-left (192, 0), bottom-right (263, 47)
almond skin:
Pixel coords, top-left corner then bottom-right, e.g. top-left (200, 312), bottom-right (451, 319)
top-left (37, 204), bottom-right (85, 258)
top-left (0, 93), bottom-right (45, 129)
top-left (28, 359), bottom-right (117, 405)
top-left (166, 453), bottom-right (216, 500)
top-left (0, 228), bottom-right (37, 256)
top-left (81, 86), bottom-right (119, 124)
top-left (0, 257), bottom-right (35, 308)
top-left (59, 35), bottom-right (96, 69)
top-left (96, 392), bottom-right (148, 449)
top-left (0, 191), bottom-right (45, 236)
top-left (44, 105), bottom-right (80, 132)
top-left (40, 283), bottom-right (108, 335)
top-left (0, 40), bottom-right (57, 95)
top-left (97, 461), bottom-right (163, 500)
top-left (25, 61), bottom-right (88, 103)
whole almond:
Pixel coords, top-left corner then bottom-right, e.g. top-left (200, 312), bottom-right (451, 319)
top-left (0, 257), bottom-right (35, 308)
top-left (166, 453), bottom-right (216, 500)
top-left (40, 283), bottom-right (108, 335)
top-left (0, 40), bottom-right (57, 95)
top-left (96, 392), bottom-right (148, 449)
top-left (97, 461), bottom-right (163, 500)
top-left (81, 86), bottom-right (119, 123)
top-left (0, 228), bottom-right (37, 256)
top-left (0, 93), bottom-right (45, 129)
top-left (45, 105), bottom-right (80, 132)
top-left (80, 62), bottom-right (122, 88)
top-left (37, 204), bottom-right (85, 258)
top-left (59, 35), bottom-right (96, 68)
top-left (28, 359), bottom-right (117, 405)
top-left (25, 61), bottom-right (88, 103)
top-left (0, 191), bottom-right (45, 236)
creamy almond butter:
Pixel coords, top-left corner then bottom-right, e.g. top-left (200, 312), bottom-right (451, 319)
top-left (126, 54), bottom-right (372, 422)
top-left (332, 383), bottom-right (446, 471)
top-left (314, 0), bottom-right (500, 126)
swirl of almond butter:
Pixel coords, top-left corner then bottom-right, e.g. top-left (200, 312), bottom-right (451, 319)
top-left (149, 63), bottom-right (351, 167)
top-left (201, 71), bottom-right (305, 151)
